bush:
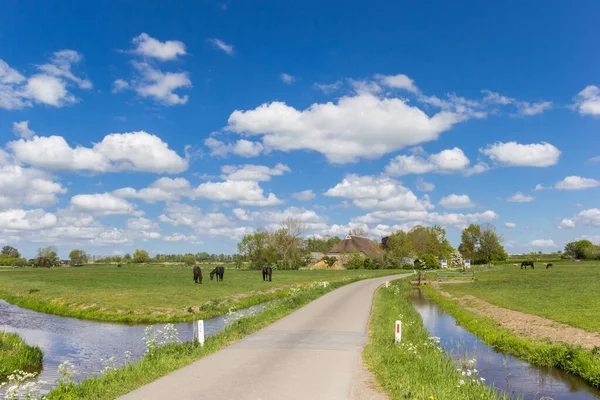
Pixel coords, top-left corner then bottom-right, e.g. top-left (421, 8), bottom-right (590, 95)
top-left (345, 252), bottom-right (364, 270)
top-left (363, 256), bottom-right (379, 270)
top-left (0, 256), bottom-right (28, 267)
top-left (420, 253), bottom-right (439, 269)
top-left (402, 263), bottom-right (414, 270)
top-left (326, 256), bottom-right (337, 268)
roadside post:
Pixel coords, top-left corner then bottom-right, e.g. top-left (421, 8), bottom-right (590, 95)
top-left (441, 259), bottom-right (448, 269)
top-left (395, 320), bottom-right (402, 343)
top-left (464, 259), bottom-right (471, 269)
top-left (196, 320), bottom-right (205, 346)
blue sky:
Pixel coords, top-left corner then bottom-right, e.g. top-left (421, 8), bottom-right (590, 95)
top-left (1, 0), bottom-right (599, 258)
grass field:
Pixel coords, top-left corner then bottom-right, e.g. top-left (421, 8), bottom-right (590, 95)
top-left (0, 264), bottom-right (398, 323)
top-left (441, 260), bottom-right (600, 333)
top-left (0, 332), bottom-right (43, 378)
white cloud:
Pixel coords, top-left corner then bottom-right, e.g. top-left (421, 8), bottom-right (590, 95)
top-left (533, 183), bottom-right (551, 191)
top-left (579, 235), bottom-right (600, 245)
top-left (114, 177), bottom-right (193, 203)
top-left (0, 209), bottom-right (57, 231)
top-left (71, 193), bottom-right (141, 216)
top-left (481, 90), bottom-right (514, 105)
top-left (325, 174), bottom-right (433, 211)
top-left (226, 92), bottom-right (472, 163)
top-left (415, 177), bottom-right (435, 192)
top-left (131, 61), bottom-right (191, 105)
top-left (38, 50), bottom-right (92, 90)
top-left (481, 142), bottom-right (561, 167)
top-left (589, 155), bottom-right (600, 163)
top-left (314, 81), bottom-right (342, 94)
top-left (0, 60), bottom-right (26, 84)
top-left (558, 218), bottom-right (575, 229)
top-left (8, 131), bottom-right (188, 174)
top-left (515, 101), bottom-right (552, 116)
top-left (207, 38), bottom-right (234, 55)
top-left (574, 208), bottom-right (600, 227)
top-left (292, 190), bottom-right (316, 201)
top-left (24, 74), bottom-right (75, 107)
top-left (554, 176), bottom-right (600, 190)
top-left (127, 217), bottom-right (159, 231)
top-left (280, 73), bottom-right (295, 84)
top-left (0, 165), bottom-right (66, 208)
top-left (12, 121), bottom-right (35, 139)
top-left (163, 233), bottom-right (200, 243)
top-left (352, 209), bottom-right (499, 229)
top-left (504, 222), bottom-right (516, 228)
top-left (506, 192), bottom-right (535, 203)
top-left (574, 85), bottom-right (600, 116)
top-left (195, 180), bottom-right (283, 206)
top-left (159, 203), bottom-right (252, 238)
top-left (220, 163), bottom-right (290, 181)
top-left (132, 33), bottom-right (186, 61)
top-left (463, 162), bottom-right (490, 176)
top-left (438, 194), bottom-right (476, 209)
top-left (530, 239), bottom-right (556, 248)
top-left (204, 138), bottom-right (264, 158)
top-left (374, 74), bottom-right (418, 93)
top-left (112, 79), bottom-right (129, 93)
top-left (385, 147), bottom-right (470, 176)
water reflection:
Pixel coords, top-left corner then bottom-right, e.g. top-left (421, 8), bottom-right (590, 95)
top-left (409, 289), bottom-right (600, 400)
top-left (0, 299), bottom-right (268, 394)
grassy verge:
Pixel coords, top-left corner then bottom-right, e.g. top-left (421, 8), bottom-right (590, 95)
top-left (45, 276), bottom-right (380, 399)
top-left (422, 285), bottom-right (600, 388)
top-left (363, 280), bottom-right (511, 400)
top-left (0, 266), bottom-right (399, 323)
top-left (0, 332), bottom-right (43, 378)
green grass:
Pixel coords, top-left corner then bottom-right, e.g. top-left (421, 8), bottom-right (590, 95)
top-left (363, 280), bottom-right (512, 400)
top-left (441, 261), bottom-right (600, 332)
top-left (45, 276), bottom-right (376, 399)
top-left (0, 265), bottom-right (398, 323)
top-left (422, 285), bottom-right (600, 389)
top-left (0, 332), bottom-right (43, 378)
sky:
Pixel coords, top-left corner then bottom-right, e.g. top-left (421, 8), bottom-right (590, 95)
top-left (1, 0), bottom-right (599, 258)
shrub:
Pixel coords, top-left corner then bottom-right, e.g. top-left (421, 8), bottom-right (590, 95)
top-left (363, 256), bottom-right (379, 270)
top-left (326, 256), bottom-right (337, 268)
top-left (402, 263), bottom-right (414, 270)
top-left (345, 252), bottom-right (364, 270)
top-left (420, 253), bottom-right (439, 269)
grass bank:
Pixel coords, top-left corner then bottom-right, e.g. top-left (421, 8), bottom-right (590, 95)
top-left (422, 285), bottom-right (600, 389)
top-left (45, 275), bottom-right (390, 399)
top-left (0, 332), bottom-right (43, 378)
top-left (0, 265), bottom-right (398, 323)
top-left (442, 261), bottom-right (600, 332)
top-left (363, 280), bottom-right (511, 400)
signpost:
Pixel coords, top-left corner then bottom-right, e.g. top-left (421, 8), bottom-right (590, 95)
top-left (441, 259), bottom-right (448, 269)
top-left (395, 320), bottom-right (402, 343)
top-left (464, 259), bottom-right (471, 269)
top-left (196, 320), bottom-right (205, 346)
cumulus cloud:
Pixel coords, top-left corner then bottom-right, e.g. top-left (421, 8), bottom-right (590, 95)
top-left (0, 208), bottom-right (57, 231)
top-left (8, 131), bottom-right (188, 174)
top-left (159, 203), bottom-right (253, 238)
top-left (226, 92), bottom-right (471, 163)
top-left (163, 233), bottom-right (201, 243)
top-left (530, 239), bottom-right (556, 248)
top-left (504, 222), bottom-right (516, 228)
top-left (374, 73), bottom-right (418, 93)
top-left (71, 193), bottom-right (141, 216)
top-left (533, 183), bottom-right (552, 191)
top-left (415, 177), bottom-right (435, 192)
top-left (204, 137), bottom-right (264, 158)
top-left (195, 180), bottom-right (283, 206)
top-left (325, 174), bottom-right (433, 211)
top-left (574, 208), bottom-right (600, 227)
top-left (352, 209), bottom-right (499, 229)
top-left (558, 218), bottom-right (575, 229)
top-left (314, 81), bottom-right (342, 94)
top-left (1, 50), bottom-right (91, 110)
top-left (131, 33), bottom-right (187, 61)
top-left (554, 176), bottom-right (600, 190)
top-left (12, 121), bottom-right (35, 139)
top-left (481, 142), bottom-right (561, 167)
top-left (130, 61), bottom-right (191, 105)
top-left (385, 147), bottom-right (471, 176)
top-left (506, 192), bottom-right (535, 203)
top-left (280, 73), bottom-right (295, 84)
top-left (573, 85), bottom-right (600, 116)
top-left (220, 163), bottom-right (290, 181)
top-left (207, 38), bottom-right (234, 55)
top-left (114, 177), bottom-right (193, 203)
top-left (0, 165), bottom-right (66, 208)
top-left (438, 194), bottom-right (476, 209)
top-left (292, 190), bottom-right (316, 201)
top-left (515, 101), bottom-right (553, 116)
top-left (112, 79), bottom-right (129, 93)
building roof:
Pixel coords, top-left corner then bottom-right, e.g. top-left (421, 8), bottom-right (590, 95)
top-left (328, 235), bottom-right (383, 257)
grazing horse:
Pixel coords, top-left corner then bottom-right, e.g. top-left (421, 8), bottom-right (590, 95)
top-left (193, 266), bottom-right (203, 284)
top-left (210, 266), bottom-right (224, 281)
top-left (521, 261), bottom-right (535, 269)
top-left (546, 263), bottom-right (553, 269)
top-left (262, 266), bottom-right (272, 282)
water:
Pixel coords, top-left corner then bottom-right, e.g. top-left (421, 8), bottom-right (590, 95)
top-left (409, 289), bottom-right (600, 400)
top-left (0, 299), bottom-right (269, 393)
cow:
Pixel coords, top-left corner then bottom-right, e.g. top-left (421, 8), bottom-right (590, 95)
top-left (210, 266), bottom-right (224, 281)
top-left (262, 265), bottom-right (272, 282)
top-left (546, 263), bottom-right (553, 269)
top-left (521, 261), bottom-right (534, 269)
top-left (193, 266), bottom-right (203, 284)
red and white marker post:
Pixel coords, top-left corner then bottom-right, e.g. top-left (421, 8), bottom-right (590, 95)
top-left (395, 320), bottom-right (402, 343)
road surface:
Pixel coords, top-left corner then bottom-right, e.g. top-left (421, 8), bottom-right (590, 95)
top-left (120, 274), bottom-right (410, 400)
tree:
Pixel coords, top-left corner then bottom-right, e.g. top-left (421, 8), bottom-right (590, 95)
top-left (182, 254), bottom-right (196, 265)
top-left (458, 224), bottom-right (481, 261)
top-left (305, 236), bottom-right (342, 253)
top-left (345, 252), bottom-right (364, 269)
top-left (69, 249), bottom-right (88, 266)
top-left (348, 227), bottom-right (367, 237)
top-left (1, 246), bottom-right (20, 258)
top-left (326, 256), bottom-right (337, 268)
top-left (133, 249), bottom-right (150, 263)
top-left (270, 218), bottom-right (307, 270)
top-left (123, 253), bottom-right (132, 263)
top-left (36, 246), bottom-right (59, 267)
top-left (458, 223), bottom-right (506, 264)
top-left (238, 230), bottom-right (272, 269)
top-left (564, 240), bottom-right (593, 259)
top-left (385, 230), bottom-right (415, 266)
top-left (450, 249), bottom-right (463, 268)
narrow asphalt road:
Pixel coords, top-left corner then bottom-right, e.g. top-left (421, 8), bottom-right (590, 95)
top-left (120, 273), bottom-right (410, 400)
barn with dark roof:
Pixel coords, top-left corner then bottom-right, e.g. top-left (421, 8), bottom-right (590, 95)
top-left (327, 235), bottom-right (383, 258)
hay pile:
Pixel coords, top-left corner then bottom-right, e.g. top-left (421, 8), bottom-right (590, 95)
top-left (301, 260), bottom-right (345, 270)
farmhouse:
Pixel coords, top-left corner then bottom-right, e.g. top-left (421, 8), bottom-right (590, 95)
top-left (327, 235), bottom-right (383, 263)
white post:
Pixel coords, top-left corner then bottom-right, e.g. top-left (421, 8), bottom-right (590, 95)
top-left (385, 281), bottom-right (389, 288)
top-left (395, 320), bottom-right (402, 343)
top-left (196, 320), bottom-right (205, 346)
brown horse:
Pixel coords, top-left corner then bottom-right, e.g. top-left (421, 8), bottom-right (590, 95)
top-left (193, 266), bottom-right (203, 284)
top-left (262, 266), bottom-right (272, 282)
top-left (210, 267), bottom-right (224, 281)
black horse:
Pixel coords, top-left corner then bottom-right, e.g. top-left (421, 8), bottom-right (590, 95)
top-left (210, 266), bottom-right (224, 281)
top-left (521, 261), bottom-right (535, 269)
top-left (262, 265), bottom-right (272, 282)
top-left (193, 266), bottom-right (203, 284)
top-left (546, 263), bottom-right (553, 269)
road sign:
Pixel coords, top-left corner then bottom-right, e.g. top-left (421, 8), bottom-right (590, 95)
top-left (395, 320), bottom-right (402, 343)
top-left (441, 259), bottom-right (448, 268)
top-left (464, 259), bottom-right (471, 268)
